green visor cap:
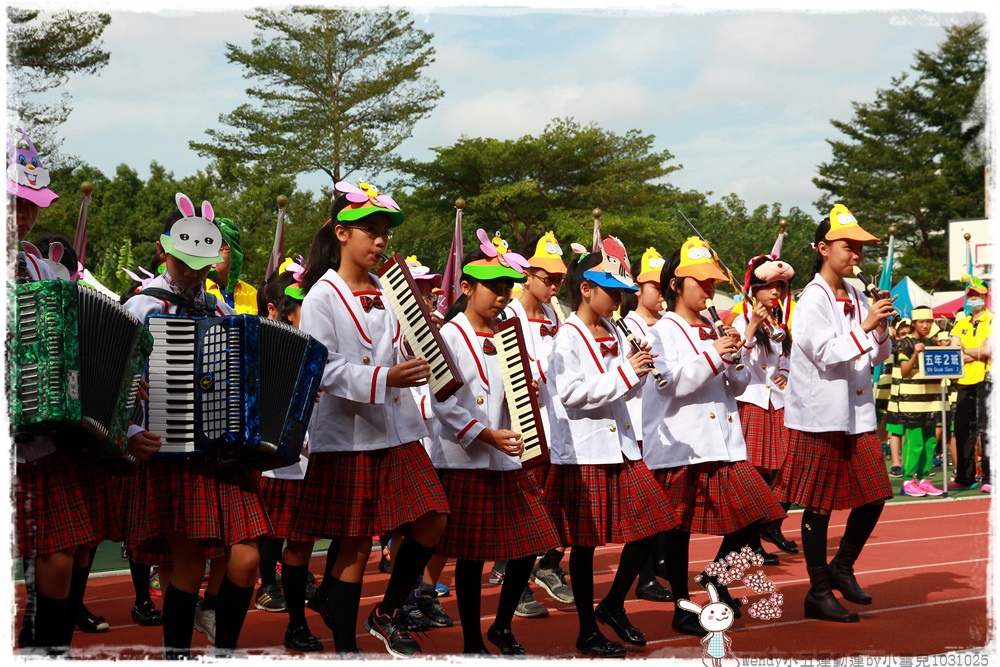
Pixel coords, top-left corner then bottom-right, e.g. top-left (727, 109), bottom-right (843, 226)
top-left (464, 259), bottom-right (527, 283)
top-left (336, 205), bottom-right (406, 227)
top-left (159, 233), bottom-right (223, 271)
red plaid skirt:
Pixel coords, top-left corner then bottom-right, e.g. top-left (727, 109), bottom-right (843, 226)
top-left (292, 442), bottom-right (450, 539)
top-left (652, 460), bottom-right (786, 535)
top-left (545, 459), bottom-right (679, 547)
top-left (258, 476), bottom-right (312, 541)
top-left (128, 458), bottom-right (272, 554)
top-left (523, 460), bottom-right (551, 492)
top-left (774, 430), bottom-right (894, 511)
top-left (738, 402), bottom-right (789, 470)
top-left (15, 451), bottom-right (96, 558)
top-left (436, 468), bottom-right (560, 561)
top-left (79, 458), bottom-right (137, 544)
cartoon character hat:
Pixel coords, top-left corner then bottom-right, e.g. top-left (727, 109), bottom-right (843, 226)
top-left (528, 231), bottom-right (568, 274)
top-left (280, 256), bottom-right (306, 301)
top-left (583, 237), bottom-right (638, 292)
top-left (159, 193), bottom-right (224, 271)
top-left (675, 236), bottom-right (727, 283)
top-left (962, 273), bottom-right (988, 295)
top-left (636, 247), bottom-right (665, 283)
top-left (208, 217), bottom-right (244, 293)
top-left (465, 229), bottom-right (528, 282)
top-left (826, 204), bottom-right (879, 243)
top-left (406, 255), bottom-right (443, 289)
top-left (7, 128), bottom-right (59, 207)
top-left (743, 254), bottom-right (794, 325)
top-left (334, 180), bottom-right (405, 227)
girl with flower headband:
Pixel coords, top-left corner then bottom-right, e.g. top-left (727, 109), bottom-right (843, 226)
top-left (122, 194), bottom-right (271, 658)
top-left (773, 205), bottom-right (896, 624)
top-left (294, 181), bottom-right (450, 657)
top-left (545, 239), bottom-right (680, 658)
top-left (428, 237), bottom-right (561, 656)
top-left (250, 263), bottom-right (323, 652)
top-left (731, 253), bottom-right (799, 562)
top-left (641, 238), bottom-right (786, 637)
top-left (617, 247), bottom-right (674, 604)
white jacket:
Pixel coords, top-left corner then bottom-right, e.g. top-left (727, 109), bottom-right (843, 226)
top-left (642, 312), bottom-right (750, 470)
top-left (545, 313), bottom-right (642, 465)
top-left (731, 313), bottom-right (789, 410)
top-left (622, 312), bottom-right (656, 442)
top-left (298, 269), bottom-right (428, 453)
top-left (428, 312), bottom-right (519, 471)
top-left (783, 274), bottom-right (891, 435)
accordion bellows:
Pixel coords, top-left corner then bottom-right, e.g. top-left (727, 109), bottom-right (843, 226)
top-left (9, 280), bottom-right (153, 459)
top-left (145, 314), bottom-right (326, 471)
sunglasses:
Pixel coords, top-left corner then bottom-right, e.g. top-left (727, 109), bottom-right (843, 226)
top-left (346, 225), bottom-right (394, 242)
top-left (529, 272), bottom-right (564, 287)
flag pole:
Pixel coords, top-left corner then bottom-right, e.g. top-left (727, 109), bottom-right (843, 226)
top-left (591, 208), bottom-right (603, 253)
top-left (265, 195), bottom-right (288, 281)
top-left (963, 232), bottom-right (974, 316)
top-left (72, 181), bottom-right (94, 269)
top-left (437, 198), bottom-right (465, 317)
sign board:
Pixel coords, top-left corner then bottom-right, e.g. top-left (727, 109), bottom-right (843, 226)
top-left (919, 346), bottom-right (965, 379)
top-left (948, 218), bottom-right (992, 282)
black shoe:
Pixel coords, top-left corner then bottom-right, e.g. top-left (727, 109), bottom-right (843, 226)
top-left (487, 624), bottom-right (526, 656)
top-left (635, 579), bottom-right (673, 602)
top-left (575, 631), bottom-right (626, 658)
top-left (365, 607), bottom-right (421, 657)
top-left (760, 524), bottom-right (799, 554)
top-left (671, 609), bottom-right (708, 637)
top-left (284, 624), bottom-right (323, 652)
top-left (131, 600), bottom-right (163, 626)
top-left (752, 546), bottom-right (780, 566)
top-left (594, 601), bottom-right (646, 646)
top-left (307, 584), bottom-right (335, 630)
top-left (77, 605), bottom-right (110, 633)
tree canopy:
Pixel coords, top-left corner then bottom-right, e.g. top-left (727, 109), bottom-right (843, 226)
top-left (190, 6), bottom-right (443, 189)
top-left (814, 21), bottom-right (986, 290)
top-left (6, 8), bottom-right (111, 155)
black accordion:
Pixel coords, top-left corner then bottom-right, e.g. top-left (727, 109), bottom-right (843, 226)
top-left (145, 314), bottom-right (326, 470)
top-left (8, 280), bottom-right (153, 459)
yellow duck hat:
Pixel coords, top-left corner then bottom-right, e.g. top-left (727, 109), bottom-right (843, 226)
top-left (826, 204), bottom-right (879, 243)
top-left (636, 247), bottom-right (665, 284)
top-left (675, 237), bottom-right (727, 282)
top-left (529, 231), bottom-right (568, 274)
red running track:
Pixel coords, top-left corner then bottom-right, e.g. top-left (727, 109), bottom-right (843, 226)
top-left (10, 496), bottom-right (994, 660)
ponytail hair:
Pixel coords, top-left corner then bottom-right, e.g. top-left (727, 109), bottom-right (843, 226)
top-left (811, 217), bottom-right (832, 276)
top-left (443, 249), bottom-right (489, 323)
top-left (659, 249), bottom-right (684, 312)
top-left (618, 256), bottom-right (642, 316)
top-left (301, 195), bottom-right (353, 294)
top-left (567, 251), bottom-right (603, 311)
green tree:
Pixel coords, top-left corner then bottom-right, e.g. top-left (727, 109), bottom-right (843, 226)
top-left (5, 8), bottom-right (111, 154)
top-left (190, 6), bottom-right (443, 187)
top-left (814, 21), bottom-right (986, 290)
top-left (395, 118), bottom-right (694, 272)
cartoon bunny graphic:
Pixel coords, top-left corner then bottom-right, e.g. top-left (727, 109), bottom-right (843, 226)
top-left (677, 583), bottom-right (740, 667)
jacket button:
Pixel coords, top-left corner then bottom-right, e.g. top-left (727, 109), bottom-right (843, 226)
top-left (625, 423), bottom-right (631, 430)
top-left (765, 383), bottom-right (770, 389)
top-left (476, 397), bottom-right (485, 405)
top-left (728, 415), bottom-right (733, 422)
top-left (709, 413), bottom-right (716, 419)
top-left (856, 388), bottom-right (863, 395)
top-left (609, 425), bottom-right (617, 432)
top-left (362, 356), bottom-right (371, 364)
top-left (393, 395), bottom-right (399, 403)
top-left (761, 364), bottom-right (767, 370)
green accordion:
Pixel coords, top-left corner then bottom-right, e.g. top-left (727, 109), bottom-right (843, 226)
top-left (8, 280), bottom-right (154, 459)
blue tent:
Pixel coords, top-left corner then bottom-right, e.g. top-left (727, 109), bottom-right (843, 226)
top-left (889, 276), bottom-right (933, 320)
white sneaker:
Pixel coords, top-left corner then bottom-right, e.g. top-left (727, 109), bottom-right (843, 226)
top-left (194, 606), bottom-right (216, 645)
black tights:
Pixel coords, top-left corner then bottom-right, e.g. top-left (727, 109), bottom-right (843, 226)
top-left (455, 556), bottom-right (534, 652)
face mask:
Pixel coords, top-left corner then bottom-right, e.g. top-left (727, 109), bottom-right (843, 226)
top-left (967, 297), bottom-right (986, 309)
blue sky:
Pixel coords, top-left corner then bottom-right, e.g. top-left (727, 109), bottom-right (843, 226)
top-left (17, 0), bottom-right (992, 216)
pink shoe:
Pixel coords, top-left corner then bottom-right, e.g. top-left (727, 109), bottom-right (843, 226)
top-left (981, 484), bottom-right (992, 494)
top-left (901, 480), bottom-right (927, 497)
top-left (917, 479), bottom-right (944, 496)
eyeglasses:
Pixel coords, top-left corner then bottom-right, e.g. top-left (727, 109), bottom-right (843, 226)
top-left (529, 272), bottom-right (564, 287)
top-left (346, 225), bottom-right (394, 242)
top-left (422, 293), bottom-right (440, 308)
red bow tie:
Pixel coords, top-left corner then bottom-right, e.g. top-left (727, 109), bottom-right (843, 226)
top-left (360, 295), bottom-right (385, 312)
top-left (482, 338), bottom-right (496, 355)
top-left (539, 323), bottom-right (558, 337)
top-left (843, 301), bottom-right (854, 316)
top-left (599, 341), bottom-right (618, 357)
top-left (698, 326), bottom-right (718, 341)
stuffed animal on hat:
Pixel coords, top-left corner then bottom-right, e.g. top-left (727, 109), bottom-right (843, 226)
top-left (465, 229), bottom-right (529, 282)
top-left (477, 229), bottom-right (530, 273)
top-left (529, 231), bottom-right (568, 274)
top-left (636, 247), bottom-right (665, 284)
top-left (21, 240), bottom-right (71, 280)
top-left (159, 193), bottom-right (224, 270)
top-left (335, 179), bottom-right (405, 226)
top-left (675, 237), bottom-right (727, 283)
top-left (7, 128), bottom-right (59, 207)
top-left (743, 254), bottom-right (795, 327)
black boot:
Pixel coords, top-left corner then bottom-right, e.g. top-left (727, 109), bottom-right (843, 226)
top-left (804, 566), bottom-right (860, 623)
top-left (828, 540), bottom-right (872, 605)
